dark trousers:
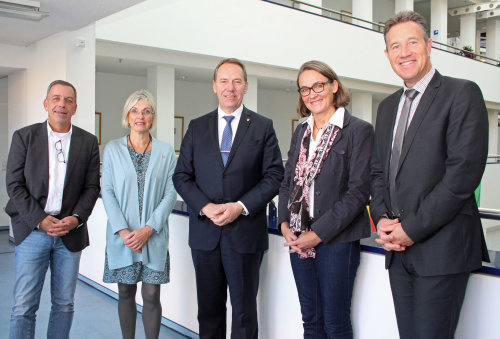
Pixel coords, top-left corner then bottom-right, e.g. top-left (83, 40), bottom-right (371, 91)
top-left (290, 241), bottom-right (360, 339)
top-left (191, 237), bottom-right (264, 339)
top-left (389, 251), bottom-right (470, 339)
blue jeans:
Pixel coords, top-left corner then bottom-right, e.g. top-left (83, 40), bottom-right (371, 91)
top-left (290, 241), bottom-right (360, 339)
top-left (9, 230), bottom-right (82, 339)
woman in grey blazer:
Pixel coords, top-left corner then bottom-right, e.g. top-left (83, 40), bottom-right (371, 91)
top-left (278, 61), bottom-right (374, 339)
top-left (101, 90), bottom-right (177, 339)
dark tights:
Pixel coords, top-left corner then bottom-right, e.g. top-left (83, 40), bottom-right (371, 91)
top-left (118, 282), bottom-right (162, 339)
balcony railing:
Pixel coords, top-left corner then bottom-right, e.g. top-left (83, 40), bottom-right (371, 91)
top-left (263, 0), bottom-right (500, 66)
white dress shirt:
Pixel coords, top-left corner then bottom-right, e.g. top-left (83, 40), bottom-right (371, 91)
top-left (303, 107), bottom-right (345, 218)
top-left (217, 105), bottom-right (243, 147)
top-left (44, 122), bottom-right (72, 215)
top-left (392, 67), bottom-right (435, 143)
top-left (217, 104), bottom-right (248, 215)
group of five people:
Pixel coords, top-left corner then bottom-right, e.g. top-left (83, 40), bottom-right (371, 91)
top-left (6, 11), bottom-right (489, 339)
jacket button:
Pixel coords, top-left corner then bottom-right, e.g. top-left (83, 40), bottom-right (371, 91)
top-left (315, 191), bottom-right (320, 196)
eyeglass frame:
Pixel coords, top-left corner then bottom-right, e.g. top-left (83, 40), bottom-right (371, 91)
top-left (129, 108), bottom-right (154, 116)
top-left (55, 139), bottom-right (66, 163)
top-left (297, 80), bottom-right (332, 97)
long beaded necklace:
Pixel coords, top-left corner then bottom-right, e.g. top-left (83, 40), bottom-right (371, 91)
top-left (128, 134), bottom-right (151, 165)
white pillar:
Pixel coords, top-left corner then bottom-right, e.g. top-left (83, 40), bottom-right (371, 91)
top-left (430, 0), bottom-right (447, 44)
top-left (486, 19), bottom-right (500, 61)
top-left (147, 66), bottom-right (175, 146)
top-left (244, 75), bottom-right (258, 112)
top-left (476, 30), bottom-right (482, 57)
top-left (395, 0), bottom-right (413, 13)
top-left (351, 92), bottom-right (373, 124)
top-left (460, 13), bottom-right (477, 52)
top-left (352, 0), bottom-right (372, 29)
top-left (299, 0), bottom-right (322, 15)
top-left (488, 110), bottom-right (499, 156)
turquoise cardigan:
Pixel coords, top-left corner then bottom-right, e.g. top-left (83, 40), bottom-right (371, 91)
top-left (101, 136), bottom-right (177, 271)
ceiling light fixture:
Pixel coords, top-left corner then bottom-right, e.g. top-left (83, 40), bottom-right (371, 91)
top-left (0, 0), bottom-right (49, 21)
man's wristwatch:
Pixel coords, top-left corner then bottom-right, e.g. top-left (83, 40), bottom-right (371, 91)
top-left (73, 214), bottom-right (84, 228)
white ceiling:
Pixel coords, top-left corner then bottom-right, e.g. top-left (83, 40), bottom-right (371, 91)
top-left (0, 0), bottom-right (146, 46)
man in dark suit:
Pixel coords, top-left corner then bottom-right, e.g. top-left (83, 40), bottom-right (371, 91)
top-left (173, 58), bottom-right (284, 339)
top-left (370, 11), bottom-right (489, 339)
top-left (6, 80), bottom-right (100, 339)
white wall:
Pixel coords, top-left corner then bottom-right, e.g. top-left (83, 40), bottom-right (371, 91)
top-left (258, 88), bottom-right (298, 157)
top-left (95, 0), bottom-right (500, 105)
top-left (175, 79), bottom-right (218, 126)
top-left (7, 25), bottom-right (97, 144)
top-left (81, 201), bottom-right (500, 339)
top-left (96, 74), bottom-right (301, 158)
top-left (0, 43), bottom-right (28, 70)
top-left (372, 0), bottom-right (395, 25)
top-left (322, 0), bottom-right (352, 13)
top-left (0, 77), bottom-right (9, 226)
top-left (95, 72), bottom-right (147, 156)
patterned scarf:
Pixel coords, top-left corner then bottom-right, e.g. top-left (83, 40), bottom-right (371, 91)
top-left (288, 122), bottom-right (340, 258)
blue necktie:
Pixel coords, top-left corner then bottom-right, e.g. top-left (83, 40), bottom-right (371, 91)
top-left (221, 115), bottom-right (235, 166)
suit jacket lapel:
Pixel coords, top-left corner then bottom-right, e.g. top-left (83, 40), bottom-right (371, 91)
top-left (208, 110), bottom-right (224, 169)
top-left (398, 72), bottom-right (441, 172)
top-left (224, 107), bottom-right (251, 169)
top-left (383, 90), bottom-right (404, 180)
top-left (36, 122), bottom-right (50, 196)
top-left (292, 122), bottom-right (307, 168)
top-left (63, 126), bottom-right (81, 192)
top-left (333, 110), bottom-right (352, 147)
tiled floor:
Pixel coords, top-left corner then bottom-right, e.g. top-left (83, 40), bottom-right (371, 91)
top-left (0, 230), bottom-right (190, 338)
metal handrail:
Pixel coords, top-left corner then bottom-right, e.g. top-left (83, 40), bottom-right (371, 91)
top-left (289, 0), bottom-right (384, 30)
top-left (487, 154), bottom-right (500, 164)
top-left (432, 40), bottom-right (500, 66)
top-left (264, 0), bottom-right (500, 66)
top-left (479, 208), bottom-right (500, 221)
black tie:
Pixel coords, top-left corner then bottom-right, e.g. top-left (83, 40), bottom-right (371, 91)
top-left (389, 89), bottom-right (418, 214)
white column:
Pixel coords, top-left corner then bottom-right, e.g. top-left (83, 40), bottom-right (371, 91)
top-left (488, 110), bottom-right (499, 156)
top-left (430, 0), bottom-right (447, 44)
top-left (486, 19), bottom-right (500, 61)
top-left (244, 75), bottom-right (258, 112)
top-left (147, 66), bottom-right (175, 146)
top-left (395, 0), bottom-right (413, 13)
top-left (351, 91), bottom-right (373, 124)
top-left (460, 13), bottom-right (477, 52)
top-left (299, 0), bottom-right (322, 15)
top-left (352, 0), bottom-right (372, 29)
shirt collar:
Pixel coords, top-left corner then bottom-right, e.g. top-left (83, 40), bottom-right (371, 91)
top-left (303, 107), bottom-right (345, 129)
top-left (218, 104), bottom-right (244, 121)
top-left (404, 67), bottom-right (435, 94)
top-left (46, 120), bottom-right (72, 138)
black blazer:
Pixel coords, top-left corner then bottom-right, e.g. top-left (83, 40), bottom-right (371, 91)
top-left (278, 110), bottom-right (374, 244)
top-left (173, 107), bottom-right (284, 253)
top-left (5, 121), bottom-right (101, 252)
top-left (371, 71), bottom-right (490, 276)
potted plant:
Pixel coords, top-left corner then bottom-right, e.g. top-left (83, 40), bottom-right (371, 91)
top-left (461, 45), bottom-right (476, 59)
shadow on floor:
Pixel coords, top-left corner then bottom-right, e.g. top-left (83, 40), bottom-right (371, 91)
top-left (0, 230), bottom-right (189, 338)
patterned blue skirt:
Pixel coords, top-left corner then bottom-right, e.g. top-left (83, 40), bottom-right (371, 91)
top-left (103, 252), bottom-right (170, 285)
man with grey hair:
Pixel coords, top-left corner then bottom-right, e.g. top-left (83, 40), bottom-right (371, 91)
top-left (174, 58), bottom-right (283, 338)
top-left (370, 11), bottom-right (489, 338)
top-left (6, 80), bottom-right (100, 339)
